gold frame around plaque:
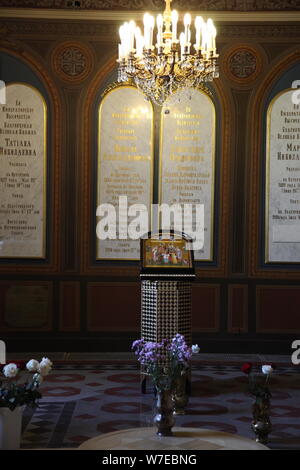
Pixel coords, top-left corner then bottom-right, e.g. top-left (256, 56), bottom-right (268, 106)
top-left (0, 82), bottom-right (47, 259)
top-left (96, 84), bottom-right (154, 261)
top-left (158, 88), bottom-right (216, 262)
top-left (265, 87), bottom-right (300, 264)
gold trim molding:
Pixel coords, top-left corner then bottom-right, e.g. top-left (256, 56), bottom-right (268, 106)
top-left (2, 8), bottom-right (300, 22)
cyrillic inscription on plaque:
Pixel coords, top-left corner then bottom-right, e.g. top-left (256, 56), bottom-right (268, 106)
top-left (159, 88), bottom-right (215, 261)
top-left (266, 89), bottom-right (300, 262)
top-left (96, 86), bottom-right (153, 260)
top-left (0, 83), bottom-right (46, 258)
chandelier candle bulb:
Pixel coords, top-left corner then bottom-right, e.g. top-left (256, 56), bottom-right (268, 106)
top-left (143, 13), bottom-right (151, 49)
top-left (195, 16), bottom-right (203, 50)
top-left (124, 22), bottom-right (131, 57)
top-left (201, 22), bottom-right (207, 53)
top-left (118, 24), bottom-right (125, 56)
top-left (207, 19), bottom-right (214, 52)
top-left (157, 14), bottom-right (163, 46)
top-left (184, 13), bottom-right (191, 46)
top-left (212, 25), bottom-right (217, 54)
top-left (149, 15), bottom-right (155, 49)
top-left (135, 27), bottom-right (144, 57)
top-left (118, 44), bottom-right (124, 60)
top-left (129, 20), bottom-right (136, 51)
top-left (171, 10), bottom-right (178, 42)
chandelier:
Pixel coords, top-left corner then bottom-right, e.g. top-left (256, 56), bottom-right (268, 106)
top-left (117, 0), bottom-right (219, 105)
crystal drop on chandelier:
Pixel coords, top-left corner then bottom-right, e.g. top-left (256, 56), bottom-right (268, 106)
top-left (117, 0), bottom-right (219, 105)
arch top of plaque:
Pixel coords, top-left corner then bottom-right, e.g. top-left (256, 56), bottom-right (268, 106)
top-left (100, 81), bottom-right (152, 105)
top-left (99, 82), bottom-right (154, 119)
top-left (266, 87), bottom-right (297, 113)
top-left (4, 81), bottom-right (47, 111)
top-left (101, 80), bottom-right (136, 99)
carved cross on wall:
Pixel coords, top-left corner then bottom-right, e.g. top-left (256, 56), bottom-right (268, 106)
top-left (60, 48), bottom-right (86, 77)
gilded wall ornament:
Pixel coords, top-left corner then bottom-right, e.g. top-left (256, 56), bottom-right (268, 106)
top-left (223, 45), bottom-right (262, 84)
top-left (229, 49), bottom-right (257, 79)
top-left (51, 41), bottom-right (93, 83)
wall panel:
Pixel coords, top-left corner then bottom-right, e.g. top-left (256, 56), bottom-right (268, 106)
top-left (59, 281), bottom-right (80, 331)
top-left (87, 282), bottom-right (140, 332)
top-left (192, 284), bottom-right (220, 332)
top-left (228, 284), bottom-right (248, 333)
top-left (256, 285), bottom-right (300, 333)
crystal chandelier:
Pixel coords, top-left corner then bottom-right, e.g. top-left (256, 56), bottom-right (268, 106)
top-left (117, 0), bottom-right (219, 105)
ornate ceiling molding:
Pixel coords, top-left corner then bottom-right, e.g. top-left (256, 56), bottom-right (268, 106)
top-left (1, 20), bottom-right (300, 39)
top-left (1, 1), bottom-right (300, 12)
top-left (1, 8), bottom-right (300, 22)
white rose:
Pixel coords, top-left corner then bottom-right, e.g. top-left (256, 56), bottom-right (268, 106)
top-left (26, 359), bottom-right (39, 372)
top-left (3, 363), bottom-right (19, 378)
top-left (40, 357), bottom-right (53, 369)
top-left (37, 357), bottom-right (53, 377)
top-left (192, 344), bottom-right (200, 354)
top-left (262, 365), bottom-right (273, 375)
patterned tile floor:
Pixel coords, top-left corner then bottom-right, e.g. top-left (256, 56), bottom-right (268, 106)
top-left (6, 353), bottom-right (300, 450)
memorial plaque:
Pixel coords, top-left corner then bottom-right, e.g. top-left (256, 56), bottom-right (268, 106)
top-left (266, 89), bottom-right (300, 263)
top-left (0, 83), bottom-right (47, 258)
top-left (96, 86), bottom-right (153, 260)
top-left (159, 88), bottom-right (216, 261)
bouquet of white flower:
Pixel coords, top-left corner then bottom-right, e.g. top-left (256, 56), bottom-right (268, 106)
top-left (0, 357), bottom-right (53, 411)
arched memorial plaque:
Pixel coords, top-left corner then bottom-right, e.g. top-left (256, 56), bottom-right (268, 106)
top-left (266, 89), bottom-right (300, 263)
top-left (0, 83), bottom-right (47, 258)
top-left (96, 85), bottom-right (154, 260)
top-left (159, 89), bottom-right (216, 261)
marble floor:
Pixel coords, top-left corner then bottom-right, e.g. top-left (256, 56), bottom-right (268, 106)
top-left (3, 352), bottom-right (299, 450)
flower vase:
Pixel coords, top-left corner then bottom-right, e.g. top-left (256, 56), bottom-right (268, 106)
top-left (172, 374), bottom-right (189, 415)
top-left (153, 389), bottom-right (175, 436)
top-left (0, 406), bottom-right (23, 449)
top-left (251, 395), bottom-right (272, 444)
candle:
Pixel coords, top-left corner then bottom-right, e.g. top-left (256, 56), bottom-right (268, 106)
top-left (171, 10), bottom-right (178, 42)
top-left (184, 13), bottom-right (191, 46)
top-left (207, 19), bottom-right (214, 51)
top-left (143, 13), bottom-right (150, 49)
top-left (195, 16), bottom-right (203, 50)
top-left (118, 44), bottom-right (125, 60)
top-left (119, 24), bottom-right (124, 42)
top-left (149, 15), bottom-right (154, 48)
top-left (129, 20), bottom-right (136, 51)
top-left (125, 22), bottom-right (132, 57)
top-left (120, 22), bottom-right (129, 58)
top-left (212, 24), bottom-right (217, 53)
top-left (156, 14), bottom-right (163, 47)
top-left (135, 27), bottom-right (144, 57)
top-left (201, 22), bottom-right (207, 53)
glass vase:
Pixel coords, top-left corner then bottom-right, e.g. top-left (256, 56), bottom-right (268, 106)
top-left (153, 389), bottom-right (175, 436)
top-left (172, 374), bottom-right (189, 415)
top-left (251, 395), bottom-right (272, 444)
